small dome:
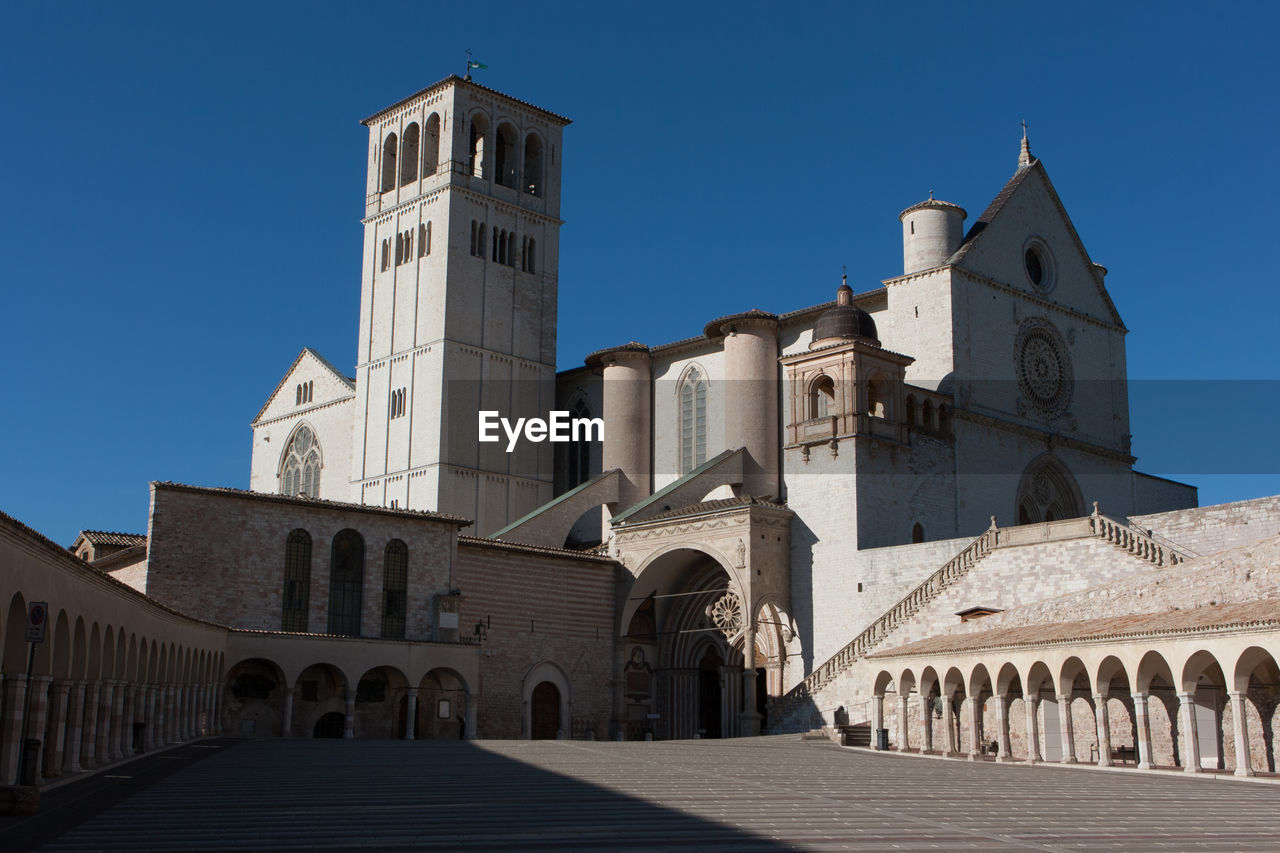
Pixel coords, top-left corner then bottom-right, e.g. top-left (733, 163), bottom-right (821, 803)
top-left (812, 281), bottom-right (878, 346)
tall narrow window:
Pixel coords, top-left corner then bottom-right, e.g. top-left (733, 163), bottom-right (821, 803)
top-left (280, 424), bottom-right (321, 498)
top-left (381, 539), bottom-right (408, 640)
top-left (400, 122), bottom-right (420, 186)
top-left (423, 113), bottom-right (441, 176)
top-left (567, 397), bottom-right (592, 488)
top-left (679, 368), bottom-right (708, 475)
top-left (395, 232), bottom-right (403, 265)
top-left (507, 232), bottom-right (517, 267)
top-left (418, 222), bottom-right (431, 258)
top-left (328, 529), bottom-right (365, 637)
top-left (470, 221), bottom-right (478, 256)
top-left (282, 529), bottom-right (311, 632)
top-left (381, 239), bottom-right (390, 272)
top-left (380, 133), bottom-right (398, 193)
top-left (478, 223), bottom-right (487, 258)
top-left (911, 522), bottom-right (925, 544)
top-left (527, 238), bottom-right (535, 273)
top-left (524, 133), bottom-right (544, 196)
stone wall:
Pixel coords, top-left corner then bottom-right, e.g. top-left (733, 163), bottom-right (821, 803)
top-left (456, 538), bottom-right (618, 739)
top-left (1134, 495), bottom-right (1280, 558)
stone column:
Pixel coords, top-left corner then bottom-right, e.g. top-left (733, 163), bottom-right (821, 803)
top-left (870, 694), bottom-right (884, 748)
top-left (95, 681), bottom-right (114, 762)
top-left (1177, 691), bottom-right (1201, 773)
top-left (898, 695), bottom-right (911, 751)
top-left (994, 694), bottom-right (1012, 762)
top-left (940, 694), bottom-right (956, 757)
top-left (1228, 691), bottom-right (1253, 777)
top-left (213, 684), bottom-right (224, 735)
top-left (343, 690), bottom-right (356, 739)
top-left (43, 679), bottom-right (73, 779)
top-left (281, 687), bottom-right (294, 738)
top-left (1093, 693), bottom-right (1112, 767)
top-left (131, 685), bottom-right (147, 752)
top-left (739, 625), bottom-right (761, 737)
top-left (1057, 694), bottom-right (1077, 763)
top-left (80, 681), bottom-right (101, 768)
top-left (26, 676), bottom-right (53, 784)
top-left (119, 684), bottom-right (134, 756)
top-left (0, 675), bottom-right (27, 784)
top-left (163, 685), bottom-right (177, 745)
top-left (143, 686), bottom-right (158, 751)
top-left (405, 689), bottom-right (418, 740)
top-left (1132, 692), bottom-right (1154, 769)
top-left (63, 681), bottom-right (86, 773)
top-left (918, 695), bottom-right (933, 754)
top-left (1024, 695), bottom-right (1040, 764)
top-left (174, 685), bottom-right (186, 741)
top-left (965, 697), bottom-right (981, 760)
top-left (109, 681), bottom-right (126, 760)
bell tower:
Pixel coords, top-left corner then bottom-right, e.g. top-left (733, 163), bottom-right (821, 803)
top-left (351, 76), bottom-right (570, 534)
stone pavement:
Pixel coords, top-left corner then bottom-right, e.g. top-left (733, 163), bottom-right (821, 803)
top-left (3, 735), bottom-right (1278, 851)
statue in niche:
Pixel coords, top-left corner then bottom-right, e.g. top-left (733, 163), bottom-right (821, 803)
top-left (623, 646), bottom-right (652, 700)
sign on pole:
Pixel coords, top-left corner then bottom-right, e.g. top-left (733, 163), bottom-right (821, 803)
top-left (26, 601), bottom-right (48, 644)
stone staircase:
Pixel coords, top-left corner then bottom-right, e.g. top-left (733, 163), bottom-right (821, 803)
top-left (770, 506), bottom-right (1195, 732)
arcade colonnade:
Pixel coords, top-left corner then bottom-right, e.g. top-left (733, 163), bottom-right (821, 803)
top-left (868, 626), bottom-right (1280, 777)
top-left (1, 510), bottom-right (230, 786)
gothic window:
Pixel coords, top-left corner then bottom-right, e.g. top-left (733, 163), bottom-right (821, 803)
top-left (524, 132), bottom-right (544, 196)
top-left (469, 115), bottom-right (488, 178)
top-left (1016, 456), bottom-right (1083, 524)
top-left (495, 123), bottom-right (518, 188)
top-left (911, 522), bottom-right (925, 544)
top-left (327, 529), bottom-right (365, 637)
top-left (380, 133), bottom-right (398, 193)
top-left (280, 424), bottom-right (321, 498)
top-left (381, 238), bottom-right (390, 272)
top-left (395, 232), bottom-right (403, 265)
top-left (492, 227), bottom-right (500, 262)
top-left (679, 367), bottom-right (708, 475)
top-left (389, 388), bottom-right (406, 419)
top-left (282, 529), bottom-right (311, 632)
top-left (381, 539), bottom-right (408, 640)
top-left (423, 113), bottom-right (441, 176)
top-left (296, 384), bottom-right (302, 406)
top-left (567, 397), bottom-right (592, 488)
top-left (478, 223), bottom-right (487, 257)
top-left (496, 229), bottom-right (507, 265)
top-left (810, 375), bottom-right (835, 419)
top-left (400, 122), bottom-right (419, 186)
top-left (470, 221), bottom-right (478, 256)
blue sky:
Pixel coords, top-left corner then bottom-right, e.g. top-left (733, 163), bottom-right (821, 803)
top-left (2, 1), bottom-right (1278, 544)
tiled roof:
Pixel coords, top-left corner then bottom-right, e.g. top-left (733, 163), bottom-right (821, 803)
top-left (871, 599), bottom-right (1280, 658)
top-left (703, 309), bottom-right (779, 339)
top-left (77, 530), bottom-right (147, 548)
top-left (458, 535), bottom-right (616, 562)
top-left (151, 482), bottom-right (472, 526)
top-left (621, 495), bottom-right (788, 525)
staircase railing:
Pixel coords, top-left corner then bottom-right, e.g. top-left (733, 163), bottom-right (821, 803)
top-left (777, 521), bottom-right (1000, 711)
top-left (1089, 503), bottom-right (1194, 567)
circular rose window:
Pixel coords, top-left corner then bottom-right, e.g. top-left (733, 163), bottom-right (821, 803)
top-left (1015, 319), bottom-right (1072, 416)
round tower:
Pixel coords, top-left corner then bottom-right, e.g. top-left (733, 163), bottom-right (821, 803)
top-left (586, 342), bottom-right (652, 533)
top-left (899, 196), bottom-right (966, 275)
top-left (704, 310), bottom-right (780, 498)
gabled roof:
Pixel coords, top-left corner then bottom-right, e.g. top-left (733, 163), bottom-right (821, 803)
top-left (73, 530), bottom-right (147, 549)
top-left (152, 481), bottom-right (472, 526)
top-left (948, 159), bottom-right (1125, 329)
top-left (251, 348), bottom-right (356, 426)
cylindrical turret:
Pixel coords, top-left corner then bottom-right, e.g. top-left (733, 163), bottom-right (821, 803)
top-left (705, 311), bottom-right (780, 498)
top-left (587, 343), bottom-right (652, 533)
top-left (899, 197), bottom-right (966, 275)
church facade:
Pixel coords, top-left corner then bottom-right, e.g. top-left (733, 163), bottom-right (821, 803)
top-left (6, 75), bottom-right (1280, 787)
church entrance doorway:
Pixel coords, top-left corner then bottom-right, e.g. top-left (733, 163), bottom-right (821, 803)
top-left (313, 711), bottom-right (345, 738)
top-left (531, 681), bottom-right (561, 739)
top-left (698, 647), bottom-right (724, 739)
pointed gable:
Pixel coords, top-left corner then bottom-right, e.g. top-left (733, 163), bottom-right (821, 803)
top-left (950, 160), bottom-right (1124, 329)
top-left (251, 348), bottom-right (356, 426)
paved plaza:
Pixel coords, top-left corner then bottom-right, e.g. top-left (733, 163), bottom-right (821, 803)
top-left (3, 735), bottom-right (1279, 851)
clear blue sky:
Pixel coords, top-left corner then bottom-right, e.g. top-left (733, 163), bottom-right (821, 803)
top-left (3, 1), bottom-right (1278, 544)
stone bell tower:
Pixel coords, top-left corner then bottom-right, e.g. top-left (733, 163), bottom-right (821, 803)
top-left (351, 76), bottom-right (570, 534)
